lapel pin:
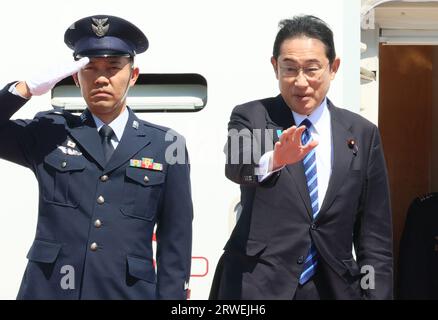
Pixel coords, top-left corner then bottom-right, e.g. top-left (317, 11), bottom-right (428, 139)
top-left (347, 139), bottom-right (358, 156)
top-left (132, 120), bottom-right (139, 130)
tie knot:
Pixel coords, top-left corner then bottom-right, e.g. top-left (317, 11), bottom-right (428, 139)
top-left (99, 125), bottom-right (115, 139)
top-left (300, 119), bottom-right (312, 145)
top-left (299, 118), bottom-right (312, 129)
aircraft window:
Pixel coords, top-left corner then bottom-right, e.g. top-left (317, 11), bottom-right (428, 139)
top-left (51, 73), bottom-right (207, 113)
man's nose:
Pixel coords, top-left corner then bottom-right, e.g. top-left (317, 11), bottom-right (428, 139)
top-left (294, 72), bottom-right (309, 86)
top-left (94, 74), bottom-right (110, 85)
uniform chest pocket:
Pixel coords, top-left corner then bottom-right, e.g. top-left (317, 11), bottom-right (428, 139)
top-left (43, 152), bottom-right (86, 207)
top-left (121, 167), bottom-right (165, 221)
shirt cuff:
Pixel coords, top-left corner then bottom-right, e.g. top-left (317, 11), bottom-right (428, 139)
top-left (8, 82), bottom-right (30, 100)
top-left (257, 151), bottom-right (284, 182)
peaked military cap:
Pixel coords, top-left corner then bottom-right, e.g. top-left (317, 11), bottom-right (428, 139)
top-left (64, 15), bottom-right (149, 59)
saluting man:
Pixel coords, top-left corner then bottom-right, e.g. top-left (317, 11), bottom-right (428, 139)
top-left (0, 15), bottom-right (193, 299)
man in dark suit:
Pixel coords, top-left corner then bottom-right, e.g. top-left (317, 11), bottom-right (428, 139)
top-left (210, 15), bottom-right (393, 300)
top-left (0, 15), bottom-right (193, 299)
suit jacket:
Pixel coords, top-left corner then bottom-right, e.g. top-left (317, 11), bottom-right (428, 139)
top-left (398, 193), bottom-right (438, 299)
top-left (210, 95), bottom-right (393, 300)
top-left (0, 83), bottom-right (193, 299)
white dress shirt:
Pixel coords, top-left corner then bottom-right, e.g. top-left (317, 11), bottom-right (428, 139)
top-left (92, 107), bottom-right (129, 150)
top-left (258, 98), bottom-right (333, 208)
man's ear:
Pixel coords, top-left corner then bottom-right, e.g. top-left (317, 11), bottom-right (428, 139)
top-left (271, 57), bottom-right (279, 80)
top-left (72, 73), bottom-right (80, 87)
top-left (129, 67), bottom-right (140, 87)
top-left (329, 57), bottom-right (341, 80)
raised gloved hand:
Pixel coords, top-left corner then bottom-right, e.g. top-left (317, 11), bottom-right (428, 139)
top-left (26, 57), bottom-right (89, 96)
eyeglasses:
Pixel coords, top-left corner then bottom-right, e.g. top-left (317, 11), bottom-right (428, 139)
top-left (279, 63), bottom-right (329, 81)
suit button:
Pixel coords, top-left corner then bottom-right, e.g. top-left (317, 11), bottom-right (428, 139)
top-left (144, 176), bottom-right (149, 183)
top-left (90, 242), bottom-right (98, 251)
top-left (311, 223), bottom-right (317, 230)
top-left (97, 196), bottom-right (105, 204)
top-left (61, 161), bottom-right (67, 168)
top-left (297, 256), bottom-right (305, 264)
top-left (94, 219), bottom-right (102, 228)
top-left (100, 175), bottom-right (109, 182)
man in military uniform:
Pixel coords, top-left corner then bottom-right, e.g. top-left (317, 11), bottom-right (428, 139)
top-left (0, 15), bottom-right (193, 299)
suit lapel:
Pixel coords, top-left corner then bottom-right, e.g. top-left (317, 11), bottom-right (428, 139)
top-left (67, 109), bottom-right (106, 168)
top-left (317, 102), bottom-right (355, 217)
top-left (285, 163), bottom-right (314, 218)
top-left (268, 96), bottom-right (314, 218)
top-left (104, 109), bottom-right (151, 174)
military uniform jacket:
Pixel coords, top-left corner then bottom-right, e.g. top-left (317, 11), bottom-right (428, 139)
top-left (0, 84), bottom-right (193, 299)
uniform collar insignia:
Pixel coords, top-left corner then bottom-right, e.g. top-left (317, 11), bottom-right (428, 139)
top-left (132, 120), bottom-right (139, 130)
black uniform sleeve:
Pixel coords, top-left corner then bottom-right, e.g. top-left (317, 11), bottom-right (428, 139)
top-left (0, 83), bottom-right (35, 168)
top-left (155, 144), bottom-right (193, 299)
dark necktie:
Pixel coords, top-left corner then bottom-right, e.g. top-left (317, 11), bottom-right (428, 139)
top-left (99, 125), bottom-right (115, 164)
top-left (298, 118), bottom-right (319, 285)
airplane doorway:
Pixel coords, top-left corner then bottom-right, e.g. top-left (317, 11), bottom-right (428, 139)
top-left (378, 44), bottom-right (438, 291)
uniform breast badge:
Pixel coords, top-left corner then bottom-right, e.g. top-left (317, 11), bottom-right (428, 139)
top-left (130, 158), bottom-right (163, 171)
top-left (58, 145), bottom-right (82, 156)
top-left (67, 140), bottom-right (76, 148)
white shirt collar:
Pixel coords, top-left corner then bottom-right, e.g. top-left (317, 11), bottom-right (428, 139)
top-left (91, 108), bottom-right (129, 142)
top-left (291, 98), bottom-right (329, 134)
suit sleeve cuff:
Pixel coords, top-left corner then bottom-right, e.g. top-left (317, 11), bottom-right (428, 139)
top-left (257, 151), bottom-right (284, 182)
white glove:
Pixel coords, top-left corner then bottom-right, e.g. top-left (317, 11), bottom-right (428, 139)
top-left (26, 57), bottom-right (90, 96)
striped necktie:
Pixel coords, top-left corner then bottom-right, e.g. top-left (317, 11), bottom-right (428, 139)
top-left (298, 118), bottom-right (319, 285)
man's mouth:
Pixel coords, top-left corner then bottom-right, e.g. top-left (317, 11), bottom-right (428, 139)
top-left (91, 89), bottom-right (112, 98)
top-left (294, 94), bottom-right (310, 100)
